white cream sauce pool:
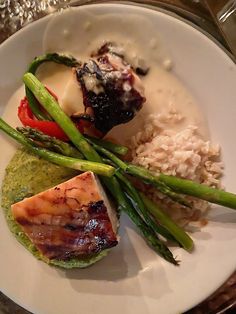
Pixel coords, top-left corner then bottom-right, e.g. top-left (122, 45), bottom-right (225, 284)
top-left (4, 7), bottom-right (208, 144)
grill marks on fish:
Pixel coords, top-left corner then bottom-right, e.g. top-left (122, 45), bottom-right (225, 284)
top-left (11, 172), bottom-right (118, 260)
top-left (17, 201), bottom-right (117, 260)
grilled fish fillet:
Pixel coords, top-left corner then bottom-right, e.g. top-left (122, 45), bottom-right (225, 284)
top-left (11, 171), bottom-right (118, 260)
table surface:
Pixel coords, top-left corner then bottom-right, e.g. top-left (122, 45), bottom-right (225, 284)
top-left (0, 1), bottom-right (235, 314)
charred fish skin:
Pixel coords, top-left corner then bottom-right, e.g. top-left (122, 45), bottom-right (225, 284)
top-left (76, 43), bottom-right (146, 134)
top-left (11, 172), bottom-right (118, 260)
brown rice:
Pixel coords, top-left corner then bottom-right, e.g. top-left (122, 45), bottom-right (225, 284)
top-left (130, 108), bottom-right (224, 226)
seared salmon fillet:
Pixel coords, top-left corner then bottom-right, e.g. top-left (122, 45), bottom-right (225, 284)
top-left (11, 171), bottom-right (118, 260)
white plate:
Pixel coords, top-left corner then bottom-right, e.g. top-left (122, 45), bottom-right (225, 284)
top-left (0, 4), bottom-right (236, 314)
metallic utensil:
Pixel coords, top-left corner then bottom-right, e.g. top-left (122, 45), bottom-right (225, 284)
top-left (204, 0), bottom-right (236, 57)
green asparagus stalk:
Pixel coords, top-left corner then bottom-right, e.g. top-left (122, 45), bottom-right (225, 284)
top-left (127, 164), bottom-right (236, 210)
top-left (23, 73), bottom-right (101, 162)
top-left (105, 176), bottom-right (179, 265)
top-left (26, 53), bottom-right (80, 120)
top-left (27, 53), bottom-right (80, 74)
top-left (18, 126), bottom-right (127, 159)
top-left (17, 126), bottom-right (83, 158)
top-left (25, 87), bottom-right (51, 121)
top-left (158, 174), bottom-right (236, 210)
top-left (116, 171), bottom-right (179, 243)
top-left (0, 118), bottom-right (114, 177)
top-left (140, 193), bottom-right (193, 251)
top-left (85, 135), bottom-right (128, 156)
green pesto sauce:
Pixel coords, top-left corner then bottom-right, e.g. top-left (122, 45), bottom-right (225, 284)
top-left (1, 148), bottom-right (108, 268)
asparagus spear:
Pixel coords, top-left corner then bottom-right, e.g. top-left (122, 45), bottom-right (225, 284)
top-left (140, 193), bottom-right (193, 251)
top-left (106, 176), bottom-right (179, 265)
top-left (115, 171), bottom-right (179, 244)
top-left (26, 53), bottom-right (80, 120)
top-left (27, 53), bottom-right (80, 74)
top-left (18, 126), bottom-right (128, 158)
top-left (0, 118), bottom-right (114, 177)
top-left (158, 174), bottom-right (236, 210)
top-left (127, 164), bottom-right (236, 210)
top-left (17, 126), bottom-right (83, 158)
top-left (25, 87), bottom-right (51, 121)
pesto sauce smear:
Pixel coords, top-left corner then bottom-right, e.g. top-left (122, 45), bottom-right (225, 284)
top-left (1, 148), bottom-right (108, 268)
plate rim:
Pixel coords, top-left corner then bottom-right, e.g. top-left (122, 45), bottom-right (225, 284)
top-left (0, 3), bottom-right (236, 314)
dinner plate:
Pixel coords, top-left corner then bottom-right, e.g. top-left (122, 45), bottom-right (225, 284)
top-left (0, 4), bottom-right (236, 314)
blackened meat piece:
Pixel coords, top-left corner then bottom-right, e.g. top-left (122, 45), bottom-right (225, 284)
top-left (76, 50), bottom-right (145, 134)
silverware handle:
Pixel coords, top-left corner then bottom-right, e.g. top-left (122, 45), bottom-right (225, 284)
top-left (204, 0), bottom-right (236, 57)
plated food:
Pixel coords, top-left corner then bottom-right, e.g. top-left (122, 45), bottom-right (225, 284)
top-left (0, 37), bottom-right (236, 268)
top-left (0, 4), bottom-right (236, 314)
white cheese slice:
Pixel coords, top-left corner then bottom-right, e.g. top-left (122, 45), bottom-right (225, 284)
top-left (60, 74), bottom-right (84, 116)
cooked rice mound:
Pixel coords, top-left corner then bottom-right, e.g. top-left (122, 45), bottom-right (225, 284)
top-left (130, 108), bottom-right (224, 226)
